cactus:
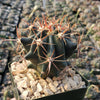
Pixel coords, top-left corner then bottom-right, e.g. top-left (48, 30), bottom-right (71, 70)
top-left (20, 16), bottom-right (77, 78)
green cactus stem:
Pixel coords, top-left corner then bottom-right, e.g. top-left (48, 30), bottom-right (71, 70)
top-left (20, 16), bottom-right (77, 78)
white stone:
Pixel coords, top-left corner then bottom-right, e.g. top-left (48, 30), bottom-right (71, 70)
top-left (39, 79), bottom-right (47, 88)
top-left (18, 74), bottom-right (25, 78)
top-left (17, 86), bottom-right (24, 93)
top-left (17, 79), bottom-right (28, 89)
top-left (11, 62), bottom-right (27, 75)
top-left (14, 76), bottom-right (22, 83)
top-left (30, 80), bottom-right (37, 92)
top-left (46, 77), bottom-right (53, 83)
top-left (49, 83), bottom-right (57, 93)
top-left (53, 81), bottom-right (59, 87)
top-left (28, 68), bottom-right (37, 75)
top-left (27, 72), bottom-right (34, 81)
top-left (28, 69), bottom-right (37, 79)
top-left (30, 80), bottom-right (37, 86)
top-left (37, 83), bottom-right (43, 92)
top-left (41, 94), bottom-right (45, 98)
top-left (27, 88), bottom-right (33, 96)
top-left (34, 91), bottom-right (40, 98)
top-left (20, 90), bottom-right (29, 99)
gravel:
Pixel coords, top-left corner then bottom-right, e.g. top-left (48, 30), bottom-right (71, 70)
top-left (11, 61), bottom-right (86, 99)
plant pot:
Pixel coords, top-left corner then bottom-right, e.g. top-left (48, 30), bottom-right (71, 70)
top-left (35, 87), bottom-right (87, 100)
top-left (9, 63), bottom-right (88, 100)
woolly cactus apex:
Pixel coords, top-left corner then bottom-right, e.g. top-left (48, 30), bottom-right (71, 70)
top-left (20, 16), bottom-right (77, 78)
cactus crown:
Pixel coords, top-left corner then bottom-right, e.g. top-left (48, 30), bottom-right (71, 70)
top-left (19, 15), bottom-right (77, 78)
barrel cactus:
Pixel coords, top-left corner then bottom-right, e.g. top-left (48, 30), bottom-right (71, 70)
top-left (19, 16), bottom-right (77, 78)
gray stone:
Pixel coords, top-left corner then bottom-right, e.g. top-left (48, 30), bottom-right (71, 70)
top-left (2, 72), bottom-right (11, 85)
top-left (68, 78), bottom-right (77, 89)
top-left (43, 88), bottom-right (53, 96)
top-left (64, 82), bottom-right (71, 91)
top-left (62, 77), bottom-right (69, 84)
top-left (0, 59), bottom-right (7, 73)
top-left (59, 84), bottom-right (65, 92)
top-left (91, 58), bottom-right (100, 68)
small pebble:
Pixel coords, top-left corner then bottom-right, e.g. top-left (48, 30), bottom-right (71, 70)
top-left (43, 88), bottom-right (54, 96)
top-left (49, 83), bottom-right (57, 92)
top-left (39, 79), bottom-right (47, 88)
top-left (53, 80), bottom-right (59, 87)
top-left (20, 90), bottom-right (29, 99)
top-left (34, 91), bottom-right (41, 98)
top-left (46, 77), bottom-right (53, 83)
top-left (37, 83), bottom-right (43, 92)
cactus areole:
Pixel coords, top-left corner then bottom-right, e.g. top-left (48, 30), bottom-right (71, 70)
top-left (20, 16), bottom-right (77, 78)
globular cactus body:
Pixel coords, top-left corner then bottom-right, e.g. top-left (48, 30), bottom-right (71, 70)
top-left (20, 17), bottom-right (77, 78)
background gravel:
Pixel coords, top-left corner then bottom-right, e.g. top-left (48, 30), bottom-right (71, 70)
top-left (0, 0), bottom-right (100, 100)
